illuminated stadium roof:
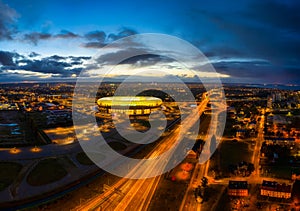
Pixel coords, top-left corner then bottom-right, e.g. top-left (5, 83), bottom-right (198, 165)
top-left (97, 96), bottom-right (162, 107)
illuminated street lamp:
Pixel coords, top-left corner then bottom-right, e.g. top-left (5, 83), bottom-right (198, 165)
top-left (10, 147), bottom-right (21, 154)
top-left (31, 146), bottom-right (42, 153)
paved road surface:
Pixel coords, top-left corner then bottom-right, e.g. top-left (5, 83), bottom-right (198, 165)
top-left (74, 94), bottom-right (209, 211)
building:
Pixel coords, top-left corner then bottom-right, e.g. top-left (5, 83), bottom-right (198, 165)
top-left (228, 181), bottom-right (248, 197)
top-left (264, 137), bottom-right (295, 145)
top-left (97, 96), bottom-right (162, 115)
top-left (260, 180), bottom-right (292, 199)
top-left (236, 129), bottom-right (247, 138)
top-left (267, 96), bottom-right (273, 108)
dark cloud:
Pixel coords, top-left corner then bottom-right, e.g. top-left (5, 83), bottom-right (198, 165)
top-left (54, 30), bottom-right (79, 39)
top-left (71, 61), bottom-right (82, 65)
top-left (120, 54), bottom-right (174, 67)
top-left (23, 30), bottom-right (79, 45)
top-left (23, 32), bottom-right (52, 45)
top-left (93, 47), bottom-right (151, 65)
top-left (68, 55), bottom-right (91, 61)
top-left (203, 46), bottom-right (248, 59)
top-left (84, 30), bottom-right (106, 42)
top-left (14, 58), bottom-right (72, 74)
top-left (108, 27), bottom-right (137, 41)
top-left (85, 46), bottom-right (175, 73)
top-left (0, 51), bottom-right (17, 66)
top-left (82, 30), bottom-right (106, 48)
top-left (14, 26), bottom-right (138, 47)
top-left (48, 55), bottom-right (65, 61)
top-left (0, 51), bottom-right (91, 78)
top-left (69, 55), bottom-right (91, 66)
top-left (0, 0), bottom-right (18, 40)
top-left (212, 60), bottom-right (285, 83)
top-left (28, 52), bottom-right (40, 58)
top-left (22, 27), bottom-right (136, 47)
top-left (20, 55), bottom-right (89, 76)
top-left (82, 42), bottom-right (106, 48)
top-left (0, 50), bottom-right (24, 66)
top-left (82, 28), bottom-right (138, 49)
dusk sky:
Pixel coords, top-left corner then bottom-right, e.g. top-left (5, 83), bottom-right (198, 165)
top-left (0, 0), bottom-right (299, 84)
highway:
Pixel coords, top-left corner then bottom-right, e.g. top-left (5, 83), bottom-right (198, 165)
top-left (74, 93), bottom-right (209, 211)
top-left (180, 91), bottom-right (227, 211)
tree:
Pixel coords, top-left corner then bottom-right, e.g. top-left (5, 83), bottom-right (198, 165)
top-left (247, 163), bottom-right (255, 173)
top-left (201, 177), bottom-right (208, 187)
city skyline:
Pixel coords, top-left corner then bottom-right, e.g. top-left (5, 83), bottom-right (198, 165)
top-left (0, 0), bottom-right (300, 83)
top-left (0, 82), bottom-right (299, 210)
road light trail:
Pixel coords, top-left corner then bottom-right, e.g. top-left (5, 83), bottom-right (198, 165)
top-left (251, 109), bottom-right (265, 178)
top-left (114, 96), bottom-right (209, 211)
top-left (180, 91), bottom-right (227, 211)
top-left (74, 93), bottom-right (209, 211)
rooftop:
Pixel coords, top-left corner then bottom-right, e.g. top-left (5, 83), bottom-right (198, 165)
top-left (261, 180), bottom-right (292, 193)
top-left (228, 181), bottom-right (248, 189)
top-left (97, 96), bottom-right (162, 107)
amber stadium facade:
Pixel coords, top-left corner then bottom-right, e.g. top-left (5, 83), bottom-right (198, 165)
top-left (97, 96), bottom-right (162, 115)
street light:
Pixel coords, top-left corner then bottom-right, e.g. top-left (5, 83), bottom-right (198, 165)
top-left (10, 147), bottom-right (21, 154)
top-left (31, 146), bottom-right (42, 152)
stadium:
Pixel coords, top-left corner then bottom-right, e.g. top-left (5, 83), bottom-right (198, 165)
top-left (97, 96), bottom-right (162, 115)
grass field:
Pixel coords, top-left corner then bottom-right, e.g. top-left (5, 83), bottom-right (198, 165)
top-left (261, 165), bottom-right (294, 180)
top-left (220, 141), bottom-right (251, 166)
top-left (210, 141), bottom-right (253, 176)
top-left (0, 162), bottom-right (23, 191)
top-left (76, 152), bottom-right (95, 165)
top-left (27, 158), bottom-right (67, 186)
